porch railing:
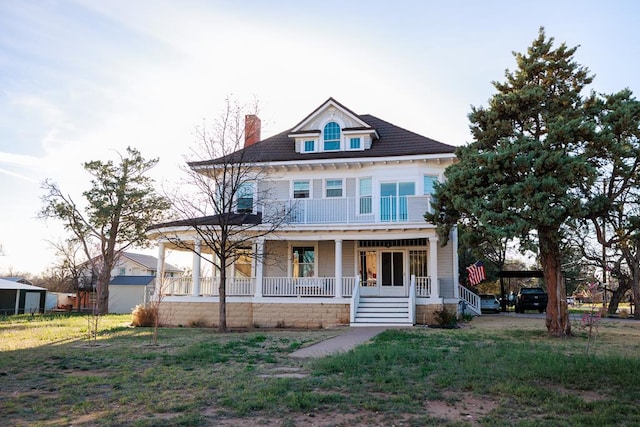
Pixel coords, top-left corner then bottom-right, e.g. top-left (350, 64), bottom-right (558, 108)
top-left (163, 276), bottom-right (427, 299)
top-left (163, 276), bottom-right (359, 297)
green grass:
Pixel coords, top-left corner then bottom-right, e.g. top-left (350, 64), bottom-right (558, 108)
top-left (1, 313), bottom-right (640, 426)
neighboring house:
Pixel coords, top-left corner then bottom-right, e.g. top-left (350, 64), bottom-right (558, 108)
top-left (110, 252), bottom-right (183, 278)
top-left (77, 252), bottom-right (183, 313)
top-left (109, 276), bottom-right (156, 314)
top-left (0, 278), bottom-right (47, 315)
top-left (148, 98), bottom-right (477, 328)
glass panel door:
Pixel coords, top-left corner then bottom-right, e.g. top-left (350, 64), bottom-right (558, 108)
top-left (359, 250), bottom-right (379, 296)
top-left (381, 252), bottom-right (404, 287)
top-left (380, 183), bottom-right (397, 221)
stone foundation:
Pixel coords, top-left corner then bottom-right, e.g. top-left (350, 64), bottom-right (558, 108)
top-left (160, 301), bottom-right (350, 329)
top-left (160, 301), bottom-right (456, 329)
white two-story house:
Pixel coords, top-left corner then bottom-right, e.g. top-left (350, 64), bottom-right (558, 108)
top-left (149, 98), bottom-right (473, 328)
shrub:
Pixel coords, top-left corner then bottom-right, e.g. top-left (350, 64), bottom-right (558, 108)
top-left (131, 304), bottom-right (158, 327)
top-left (432, 307), bottom-right (458, 328)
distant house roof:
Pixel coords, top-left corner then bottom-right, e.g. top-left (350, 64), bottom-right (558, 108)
top-left (120, 252), bottom-right (182, 273)
top-left (1, 277), bottom-right (34, 285)
top-left (189, 99), bottom-right (456, 167)
top-left (110, 276), bottom-right (156, 286)
top-left (0, 278), bottom-right (46, 291)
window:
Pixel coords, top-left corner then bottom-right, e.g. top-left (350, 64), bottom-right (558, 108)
top-left (359, 177), bottom-right (372, 214)
top-left (424, 175), bottom-right (438, 195)
top-left (237, 182), bottom-right (254, 213)
top-left (349, 137), bottom-right (361, 149)
top-left (119, 268), bottom-right (126, 275)
top-left (293, 181), bottom-right (310, 199)
top-left (323, 122), bottom-right (341, 151)
top-left (325, 179), bottom-right (343, 197)
top-left (304, 140), bottom-right (315, 152)
top-left (234, 248), bottom-right (252, 278)
top-left (293, 246), bottom-right (315, 278)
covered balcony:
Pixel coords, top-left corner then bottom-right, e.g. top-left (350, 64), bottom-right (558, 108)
top-left (261, 195), bottom-right (432, 226)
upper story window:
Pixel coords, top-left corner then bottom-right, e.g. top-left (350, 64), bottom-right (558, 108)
top-left (304, 140), bottom-right (315, 152)
top-left (325, 179), bottom-right (343, 198)
top-left (237, 182), bottom-right (254, 213)
top-left (349, 137), bottom-right (361, 150)
top-left (293, 180), bottom-right (310, 199)
top-left (323, 122), bottom-right (341, 151)
top-left (423, 175), bottom-right (438, 195)
top-left (359, 177), bottom-right (372, 214)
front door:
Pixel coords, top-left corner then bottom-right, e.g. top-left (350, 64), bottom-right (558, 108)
top-left (359, 250), bottom-right (407, 296)
top-left (381, 251), bottom-right (406, 296)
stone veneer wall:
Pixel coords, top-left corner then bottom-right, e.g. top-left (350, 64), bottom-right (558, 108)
top-left (160, 301), bottom-right (351, 329)
top-left (415, 304), bottom-right (458, 325)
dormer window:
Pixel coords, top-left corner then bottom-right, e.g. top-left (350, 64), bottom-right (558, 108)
top-left (349, 137), bottom-right (361, 150)
top-left (323, 122), bottom-right (341, 151)
top-left (304, 140), bottom-right (315, 152)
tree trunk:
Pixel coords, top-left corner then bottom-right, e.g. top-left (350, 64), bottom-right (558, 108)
top-left (632, 263), bottom-right (640, 321)
top-left (607, 278), bottom-right (630, 315)
top-left (96, 269), bottom-right (110, 315)
top-left (539, 228), bottom-right (571, 337)
top-left (219, 263), bottom-right (227, 332)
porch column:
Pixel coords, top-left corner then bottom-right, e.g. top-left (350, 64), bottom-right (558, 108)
top-left (192, 240), bottom-right (201, 296)
top-left (255, 238), bottom-right (264, 298)
top-left (334, 239), bottom-right (343, 298)
top-left (429, 237), bottom-right (439, 300)
top-left (451, 227), bottom-right (459, 299)
top-left (156, 242), bottom-right (166, 297)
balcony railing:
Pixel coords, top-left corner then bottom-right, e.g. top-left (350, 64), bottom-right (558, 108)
top-left (262, 195), bottom-right (432, 225)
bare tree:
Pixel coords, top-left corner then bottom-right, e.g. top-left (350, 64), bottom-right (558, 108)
top-left (156, 98), bottom-right (291, 332)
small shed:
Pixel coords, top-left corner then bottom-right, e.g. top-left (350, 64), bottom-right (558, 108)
top-left (0, 278), bottom-right (47, 315)
top-left (109, 275), bottom-right (155, 314)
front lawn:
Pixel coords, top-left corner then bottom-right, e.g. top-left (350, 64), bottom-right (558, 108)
top-left (1, 313), bottom-right (639, 426)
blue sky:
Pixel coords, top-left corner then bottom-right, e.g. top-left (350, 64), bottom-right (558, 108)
top-left (1, 0), bottom-right (639, 274)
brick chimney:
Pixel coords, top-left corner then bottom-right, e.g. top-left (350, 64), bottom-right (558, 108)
top-left (244, 114), bottom-right (261, 147)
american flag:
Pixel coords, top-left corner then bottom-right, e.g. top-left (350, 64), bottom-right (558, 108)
top-left (467, 261), bottom-right (486, 286)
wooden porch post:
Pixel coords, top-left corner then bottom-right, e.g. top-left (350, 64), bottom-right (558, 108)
top-left (255, 238), bottom-right (264, 298)
top-left (193, 240), bottom-right (201, 296)
top-left (335, 239), bottom-right (343, 298)
top-left (156, 242), bottom-right (166, 298)
top-left (429, 236), bottom-right (439, 301)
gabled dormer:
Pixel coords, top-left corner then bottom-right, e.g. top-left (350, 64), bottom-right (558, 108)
top-left (288, 98), bottom-right (379, 154)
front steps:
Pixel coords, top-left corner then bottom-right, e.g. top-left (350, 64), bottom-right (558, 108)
top-left (351, 297), bottom-right (413, 326)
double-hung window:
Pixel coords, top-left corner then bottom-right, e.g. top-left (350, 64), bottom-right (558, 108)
top-left (325, 179), bottom-right (343, 198)
top-left (359, 177), bottom-right (372, 214)
top-left (423, 175), bottom-right (438, 195)
top-left (293, 246), bottom-right (315, 278)
top-left (237, 182), bottom-right (254, 213)
top-left (293, 181), bottom-right (310, 199)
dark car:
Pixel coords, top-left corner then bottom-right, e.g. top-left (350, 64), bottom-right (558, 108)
top-left (515, 287), bottom-right (548, 313)
top-left (480, 294), bottom-right (501, 313)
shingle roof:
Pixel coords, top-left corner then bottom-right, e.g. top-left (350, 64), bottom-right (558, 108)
top-left (189, 113), bottom-right (456, 167)
top-left (110, 275), bottom-right (156, 286)
top-left (122, 252), bottom-right (182, 273)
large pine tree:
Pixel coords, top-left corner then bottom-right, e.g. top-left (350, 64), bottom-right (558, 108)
top-left (428, 28), bottom-right (598, 336)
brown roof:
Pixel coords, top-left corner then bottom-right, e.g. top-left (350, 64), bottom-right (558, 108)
top-left (189, 112), bottom-right (456, 167)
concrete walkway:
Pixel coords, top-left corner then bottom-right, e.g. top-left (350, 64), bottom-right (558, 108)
top-left (289, 326), bottom-right (400, 358)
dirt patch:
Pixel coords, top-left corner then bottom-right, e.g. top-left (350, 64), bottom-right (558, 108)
top-left (427, 392), bottom-right (499, 426)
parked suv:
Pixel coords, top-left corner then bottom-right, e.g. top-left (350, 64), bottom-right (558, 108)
top-left (515, 287), bottom-right (548, 313)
